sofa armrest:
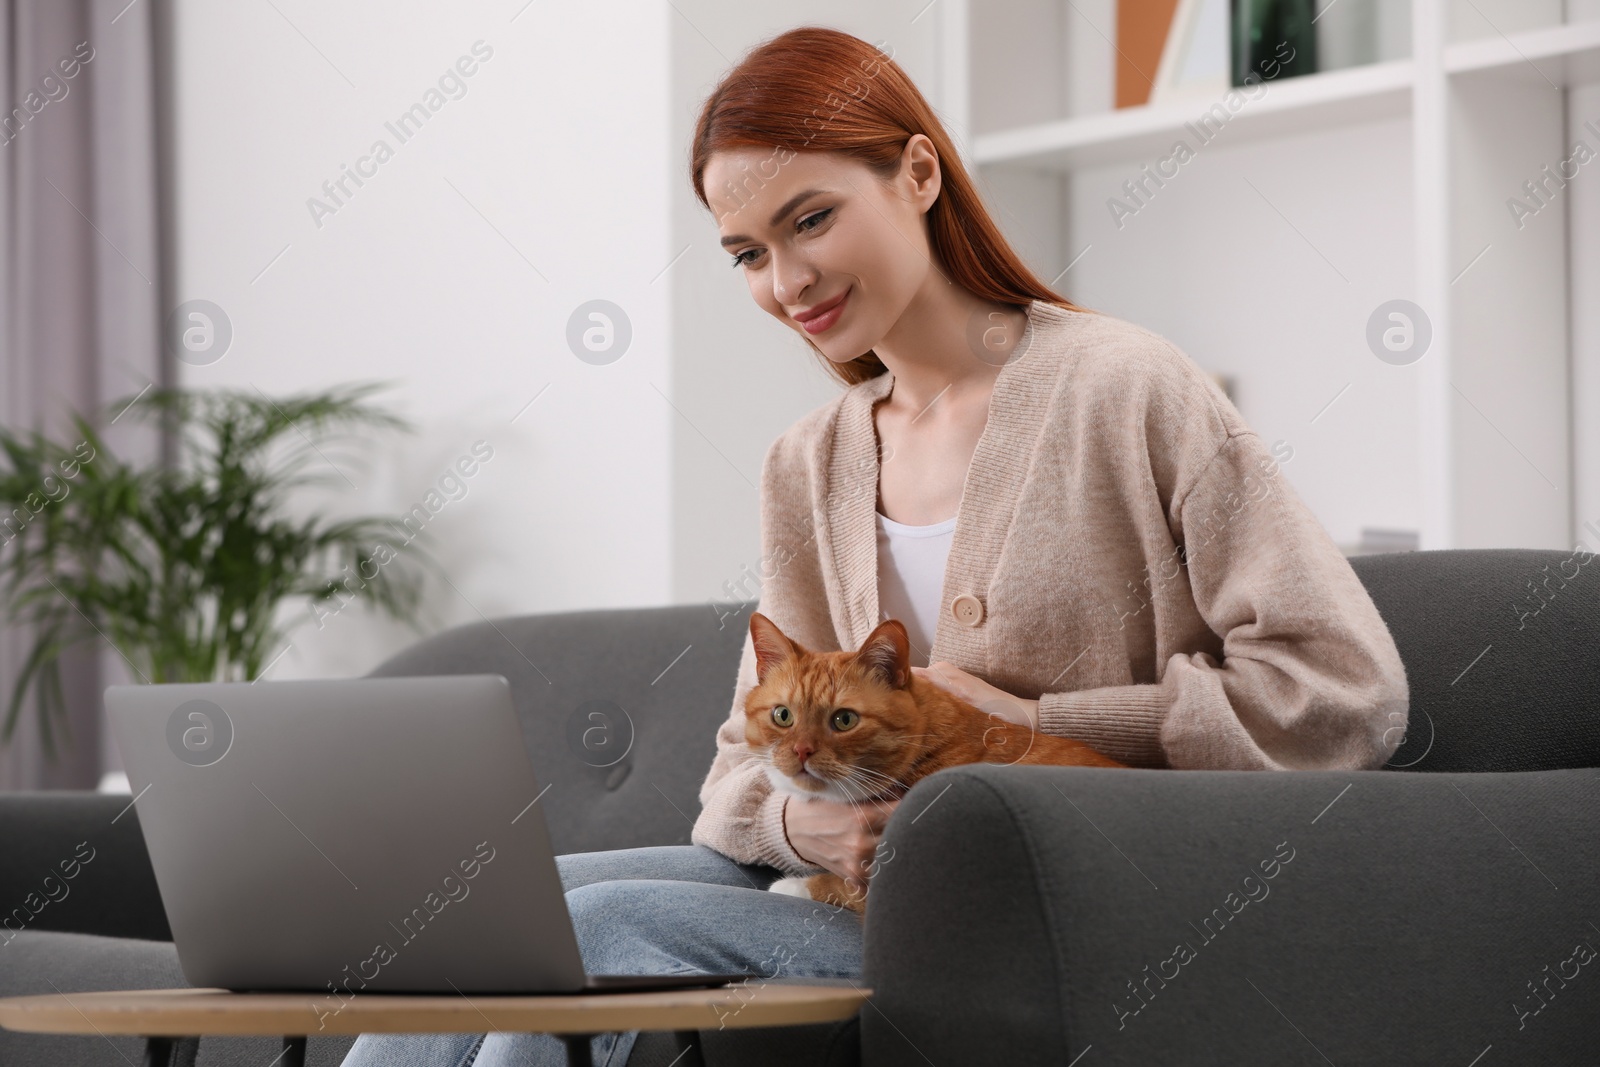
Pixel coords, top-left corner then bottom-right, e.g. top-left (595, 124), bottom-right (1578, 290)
top-left (861, 763), bottom-right (1597, 1066)
top-left (0, 792), bottom-right (170, 942)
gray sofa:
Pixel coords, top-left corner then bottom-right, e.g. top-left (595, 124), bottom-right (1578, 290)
top-left (2, 547), bottom-right (1596, 1064)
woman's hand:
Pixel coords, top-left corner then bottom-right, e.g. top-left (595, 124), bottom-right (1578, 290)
top-left (911, 661), bottom-right (1040, 731)
top-left (782, 793), bottom-right (901, 886)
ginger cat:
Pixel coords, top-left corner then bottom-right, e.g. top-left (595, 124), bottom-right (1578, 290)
top-left (743, 611), bottom-right (1127, 916)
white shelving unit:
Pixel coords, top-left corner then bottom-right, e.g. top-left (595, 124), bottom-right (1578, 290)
top-left (1446, 16), bottom-right (1600, 76)
top-left (972, 18), bottom-right (1600, 173)
top-left (972, 59), bottom-right (1415, 171)
top-left (947, 0), bottom-right (1599, 552)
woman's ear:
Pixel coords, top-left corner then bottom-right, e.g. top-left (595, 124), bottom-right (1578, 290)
top-left (853, 618), bottom-right (909, 690)
top-left (750, 612), bottom-right (798, 683)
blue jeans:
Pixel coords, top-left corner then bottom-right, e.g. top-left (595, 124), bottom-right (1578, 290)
top-left (337, 845), bottom-right (864, 1067)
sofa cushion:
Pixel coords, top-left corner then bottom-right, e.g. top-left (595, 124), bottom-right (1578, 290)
top-left (365, 600), bottom-right (757, 856)
top-left (0, 793), bottom-right (169, 941)
top-left (1349, 549), bottom-right (1600, 772)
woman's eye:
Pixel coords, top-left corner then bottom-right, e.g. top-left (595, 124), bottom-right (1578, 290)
top-left (771, 705), bottom-right (793, 727)
top-left (727, 209), bottom-right (833, 270)
top-left (830, 708), bottom-right (859, 731)
top-left (797, 207), bottom-right (832, 232)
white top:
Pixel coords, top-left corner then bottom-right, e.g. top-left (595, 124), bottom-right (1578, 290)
top-left (874, 510), bottom-right (957, 668)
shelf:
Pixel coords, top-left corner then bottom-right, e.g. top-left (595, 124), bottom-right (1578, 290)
top-left (1446, 19), bottom-right (1600, 87)
top-left (959, 0), bottom-right (1588, 553)
top-left (971, 20), bottom-right (1600, 174)
top-left (973, 60), bottom-right (1414, 172)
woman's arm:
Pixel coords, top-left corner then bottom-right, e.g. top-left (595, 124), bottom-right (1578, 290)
top-left (1037, 429), bottom-right (1411, 771)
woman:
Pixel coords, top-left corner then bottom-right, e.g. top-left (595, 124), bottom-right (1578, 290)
top-left (342, 24), bottom-right (1408, 1067)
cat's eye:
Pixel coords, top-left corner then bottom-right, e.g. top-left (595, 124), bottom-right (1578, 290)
top-left (770, 705), bottom-right (793, 727)
top-left (830, 708), bottom-right (859, 731)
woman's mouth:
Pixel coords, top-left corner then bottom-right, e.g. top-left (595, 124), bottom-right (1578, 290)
top-left (796, 287), bottom-right (850, 335)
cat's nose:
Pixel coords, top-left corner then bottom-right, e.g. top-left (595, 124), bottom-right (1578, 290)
top-left (793, 742), bottom-right (814, 765)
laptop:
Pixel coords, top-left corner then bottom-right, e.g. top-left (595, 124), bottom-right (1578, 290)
top-left (106, 674), bottom-right (757, 994)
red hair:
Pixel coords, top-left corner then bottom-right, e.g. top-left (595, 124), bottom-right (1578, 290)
top-left (690, 25), bottom-right (1087, 387)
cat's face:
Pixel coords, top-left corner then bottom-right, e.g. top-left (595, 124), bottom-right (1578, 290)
top-left (743, 612), bottom-right (927, 804)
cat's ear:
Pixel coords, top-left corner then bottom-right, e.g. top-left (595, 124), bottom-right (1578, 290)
top-left (749, 612), bottom-right (798, 684)
top-left (854, 618), bottom-right (909, 690)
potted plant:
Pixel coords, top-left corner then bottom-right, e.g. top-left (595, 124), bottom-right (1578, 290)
top-left (0, 381), bottom-right (437, 758)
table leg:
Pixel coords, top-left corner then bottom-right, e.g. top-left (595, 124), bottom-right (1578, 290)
top-left (559, 1032), bottom-right (598, 1067)
top-left (280, 1035), bottom-right (307, 1067)
top-left (141, 1036), bottom-right (199, 1067)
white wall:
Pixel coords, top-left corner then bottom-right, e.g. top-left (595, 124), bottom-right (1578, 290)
top-left (1572, 80), bottom-right (1600, 549)
top-left (169, 0), bottom-right (673, 685)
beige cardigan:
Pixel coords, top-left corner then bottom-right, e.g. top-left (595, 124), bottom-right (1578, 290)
top-left (692, 300), bottom-right (1410, 876)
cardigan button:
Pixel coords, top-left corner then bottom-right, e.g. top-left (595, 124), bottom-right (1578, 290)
top-left (951, 594), bottom-right (984, 627)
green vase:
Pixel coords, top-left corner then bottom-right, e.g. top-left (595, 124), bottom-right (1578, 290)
top-left (1231, 0), bottom-right (1319, 87)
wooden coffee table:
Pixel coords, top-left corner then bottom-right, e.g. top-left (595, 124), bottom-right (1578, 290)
top-left (0, 979), bottom-right (871, 1067)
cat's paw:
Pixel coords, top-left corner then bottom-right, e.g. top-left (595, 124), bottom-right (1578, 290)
top-left (768, 876), bottom-right (814, 900)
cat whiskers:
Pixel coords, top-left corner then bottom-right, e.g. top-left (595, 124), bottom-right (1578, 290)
top-left (840, 765), bottom-right (908, 805)
top-left (846, 763), bottom-right (904, 791)
top-left (830, 774), bottom-right (888, 832)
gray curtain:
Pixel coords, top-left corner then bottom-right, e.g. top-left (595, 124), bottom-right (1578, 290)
top-left (0, 0), bottom-right (169, 789)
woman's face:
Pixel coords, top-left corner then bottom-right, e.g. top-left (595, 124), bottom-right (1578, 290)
top-left (705, 139), bottom-right (940, 365)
